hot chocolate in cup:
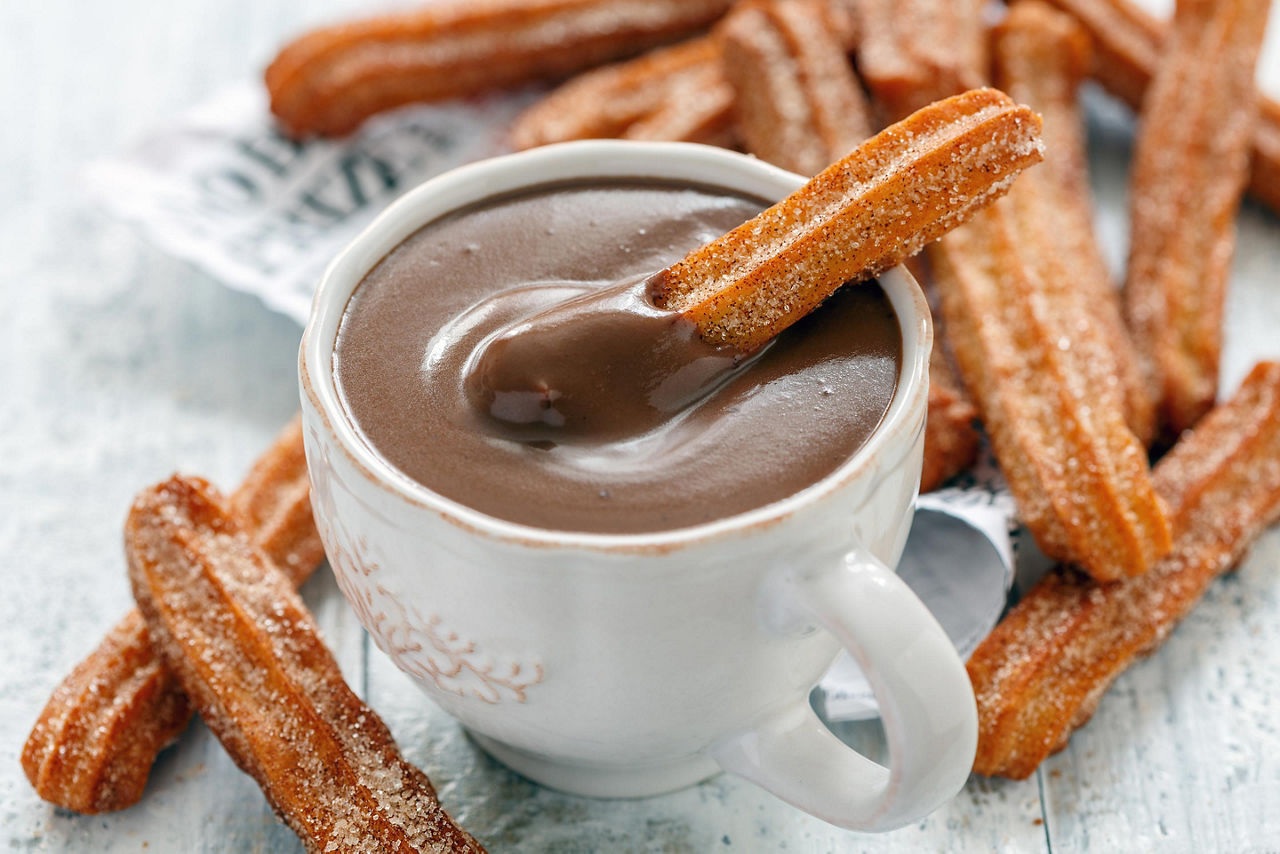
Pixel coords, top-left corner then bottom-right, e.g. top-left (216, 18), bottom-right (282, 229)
top-left (299, 140), bottom-right (977, 832)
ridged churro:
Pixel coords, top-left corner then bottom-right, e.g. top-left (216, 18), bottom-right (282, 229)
top-left (930, 175), bottom-right (1172, 580)
top-left (21, 418), bottom-right (324, 814)
top-left (126, 476), bottom-right (484, 853)
top-left (852, 0), bottom-right (988, 122)
top-left (718, 0), bottom-right (872, 177)
top-left (1124, 0), bottom-right (1269, 437)
top-left (1044, 0), bottom-right (1280, 215)
top-left (921, 350), bottom-right (980, 493)
top-left (993, 1), bottom-right (1155, 444)
top-left (267, 0), bottom-right (735, 137)
top-left (650, 89), bottom-right (1045, 352)
top-left (969, 362), bottom-right (1280, 779)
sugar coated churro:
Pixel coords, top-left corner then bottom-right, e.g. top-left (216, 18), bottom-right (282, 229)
top-left (1125, 0), bottom-right (1269, 437)
top-left (650, 88), bottom-right (1045, 353)
top-left (126, 476), bottom-right (484, 853)
top-left (921, 349), bottom-right (980, 493)
top-left (21, 418), bottom-right (324, 814)
top-left (852, 0), bottom-right (988, 122)
top-left (1045, 0), bottom-right (1280, 215)
top-left (993, 1), bottom-right (1155, 444)
top-left (267, 0), bottom-right (736, 137)
top-left (718, 0), bottom-right (873, 176)
top-left (969, 362), bottom-right (1280, 779)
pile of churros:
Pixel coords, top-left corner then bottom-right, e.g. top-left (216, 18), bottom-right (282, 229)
top-left (20, 0), bottom-right (1280, 848)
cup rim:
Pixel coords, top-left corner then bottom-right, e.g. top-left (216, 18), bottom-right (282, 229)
top-left (300, 140), bottom-right (932, 552)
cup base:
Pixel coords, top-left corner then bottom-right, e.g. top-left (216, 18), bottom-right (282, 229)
top-left (468, 732), bottom-right (722, 798)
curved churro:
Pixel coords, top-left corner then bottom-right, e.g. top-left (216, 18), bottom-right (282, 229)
top-left (1124, 0), bottom-right (1269, 437)
top-left (851, 0), bottom-right (987, 122)
top-left (969, 362), bottom-right (1280, 779)
top-left (993, 1), bottom-right (1155, 444)
top-left (126, 476), bottom-right (484, 853)
top-left (21, 418), bottom-right (324, 814)
top-left (649, 88), bottom-right (1044, 353)
top-left (1044, 0), bottom-right (1280, 217)
top-left (267, 0), bottom-right (735, 137)
top-left (718, 0), bottom-right (873, 177)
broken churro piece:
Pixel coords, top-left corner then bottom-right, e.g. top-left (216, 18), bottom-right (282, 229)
top-left (1124, 0), bottom-right (1269, 436)
top-left (718, 0), bottom-right (873, 176)
top-left (1044, 0), bottom-right (1280, 215)
top-left (852, 0), bottom-right (988, 121)
top-left (267, 0), bottom-right (736, 137)
top-left (921, 350), bottom-right (980, 493)
top-left (993, 1), bottom-right (1155, 444)
top-left (649, 88), bottom-right (1044, 353)
top-left (969, 362), bottom-right (1280, 779)
top-left (930, 163), bottom-right (1172, 580)
top-left (21, 418), bottom-right (324, 814)
top-left (126, 476), bottom-right (484, 853)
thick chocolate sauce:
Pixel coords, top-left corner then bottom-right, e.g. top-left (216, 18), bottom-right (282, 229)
top-left (334, 180), bottom-right (901, 534)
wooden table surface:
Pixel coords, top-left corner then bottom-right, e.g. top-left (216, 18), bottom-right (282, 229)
top-left (4, 1), bottom-right (1280, 851)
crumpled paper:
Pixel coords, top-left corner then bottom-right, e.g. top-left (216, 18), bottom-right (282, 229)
top-left (86, 81), bottom-right (1021, 722)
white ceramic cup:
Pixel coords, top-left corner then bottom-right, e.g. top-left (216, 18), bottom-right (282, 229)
top-left (299, 140), bottom-right (977, 832)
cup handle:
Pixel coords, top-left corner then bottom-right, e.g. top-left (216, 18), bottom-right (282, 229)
top-left (709, 547), bottom-right (977, 831)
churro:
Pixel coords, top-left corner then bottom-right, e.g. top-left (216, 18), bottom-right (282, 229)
top-left (1124, 0), bottom-right (1269, 437)
top-left (267, 0), bottom-right (735, 137)
top-left (969, 362), bottom-right (1280, 779)
top-left (851, 0), bottom-right (988, 122)
top-left (993, 1), bottom-right (1155, 443)
top-left (650, 88), bottom-right (1045, 353)
top-left (930, 172), bottom-right (1172, 580)
top-left (619, 57), bottom-right (738, 147)
top-left (508, 36), bottom-right (725, 150)
top-left (21, 418), bottom-right (324, 814)
top-left (126, 476), bottom-right (484, 853)
top-left (921, 350), bottom-right (980, 493)
top-left (1045, 0), bottom-right (1280, 214)
top-left (718, 0), bottom-right (873, 176)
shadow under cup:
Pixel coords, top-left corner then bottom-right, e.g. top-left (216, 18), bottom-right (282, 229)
top-left (299, 140), bottom-right (976, 832)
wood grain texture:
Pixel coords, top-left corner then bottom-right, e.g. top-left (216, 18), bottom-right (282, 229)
top-left (2, 0), bottom-right (1278, 850)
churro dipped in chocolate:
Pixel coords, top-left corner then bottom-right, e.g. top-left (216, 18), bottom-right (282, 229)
top-left (126, 476), bottom-right (484, 853)
top-left (1044, 0), bottom-right (1280, 215)
top-left (1124, 0), bottom-right (1269, 437)
top-left (468, 90), bottom-right (1043, 438)
top-left (852, 0), bottom-right (988, 122)
top-left (266, 0), bottom-right (736, 137)
top-left (21, 419), bottom-right (324, 814)
top-left (718, 0), bottom-right (873, 176)
top-left (993, 1), bottom-right (1155, 444)
top-left (969, 362), bottom-right (1280, 779)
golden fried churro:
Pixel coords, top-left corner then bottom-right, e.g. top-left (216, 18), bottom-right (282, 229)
top-left (719, 0), bottom-right (873, 176)
top-left (266, 0), bottom-right (736, 137)
top-left (21, 418), bottom-right (324, 814)
top-left (993, 1), bottom-right (1155, 444)
top-left (126, 476), bottom-right (484, 853)
top-left (649, 89), bottom-right (1044, 352)
top-left (852, 0), bottom-right (988, 122)
top-left (508, 36), bottom-right (724, 150)
top-left (931, 165), bottom-right (1172, 580)
top-left (969, 362), bottom-right (1280, 779)
top-left (1124, 0), bottom-right (1269, 437)
top-left (921, 349), bottom-right (980, 493)
top-left (1044, 0), bottom-right (1280, 215)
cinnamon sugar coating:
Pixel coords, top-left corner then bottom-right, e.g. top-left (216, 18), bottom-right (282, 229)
top-left (1044, 0), bottom-right (1280, 215)
top-left (650, 88), bottom-right (1044, 354)
top-left (1124, 0), bottom-right (1270, 436)
top-left (21, 418), bottom-right (324, 813)
top-left (718, 0), bottom-right (872, 177)
top-left (126, 476), bottom-right (484, 853)
top-left (993, 1), bottom-right (1155, 445)
top-left (266, 0), bottom-right (735, 137)
top-left (969, 362), bottom-right (1280, 779)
